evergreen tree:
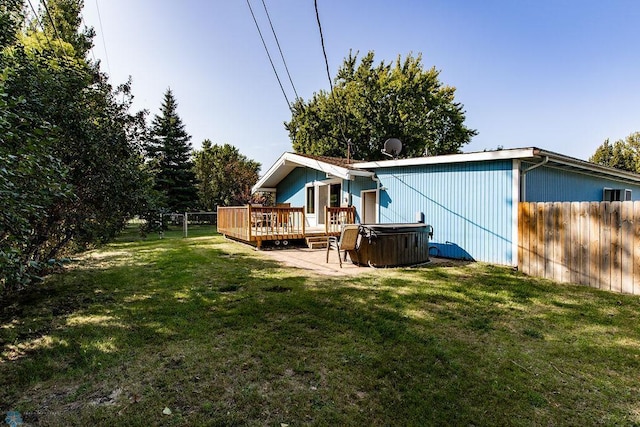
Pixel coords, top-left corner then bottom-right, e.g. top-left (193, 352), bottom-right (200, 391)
top-left (147, 88), bottom-right (198, 212)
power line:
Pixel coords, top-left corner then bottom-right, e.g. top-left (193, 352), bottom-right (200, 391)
top-left (94, 0), bottom-right (111, 75)
top-left (314, 0), bottom-right (333, 92)
top-left (246, 0), bottom-right (292, 109)
top-left (313, 0), bottom-right (350, 153)
top-left (26, 0), bottom-right (57, 55)
top-left (78, 13), bottom-right (97, 63)
top-left (40, 0), bottom-right (66, 52)
top-left (260, 0), bottom-right (299, 100)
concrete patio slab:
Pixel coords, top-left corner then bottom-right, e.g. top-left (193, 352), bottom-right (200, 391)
top-left (258, 247), bottom-right (462, 277)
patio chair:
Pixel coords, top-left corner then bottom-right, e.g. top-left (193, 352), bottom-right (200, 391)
top-left (326, 224), bottom-right (360, 268)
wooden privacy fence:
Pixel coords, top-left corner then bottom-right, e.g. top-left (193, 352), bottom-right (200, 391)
top-left (518, 202), bottom-right (640, 294)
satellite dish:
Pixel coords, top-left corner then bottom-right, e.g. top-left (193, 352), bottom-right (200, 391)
top-left (382, 138), bottom-right (402, 158)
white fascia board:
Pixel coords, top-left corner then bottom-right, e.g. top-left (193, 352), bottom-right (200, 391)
top-left (537, 149), bottom-right (640, 183)
top-left (252, 152), bottom-right (374, 193)
top-left (251, 153), bottom-right (289, 193)
top-left (352, 148), bottom-right (538, 169)
top-left (350, 146), bottom-right (640, 183)
top-left (280, 153), bottom-right (374, 180)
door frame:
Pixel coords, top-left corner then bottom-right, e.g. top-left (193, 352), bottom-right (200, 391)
top-left (306, 179), bottom-right (342, 227)
top-left (361, 189), bottom-right (378, 224)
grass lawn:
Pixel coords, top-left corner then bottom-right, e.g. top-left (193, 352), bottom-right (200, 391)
top-left (1, 226), bottom-right (639, 426)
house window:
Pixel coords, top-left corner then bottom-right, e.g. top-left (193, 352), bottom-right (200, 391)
top-left (306, 186), bottom-right (315, 214)
top-left (329, 183), bottom-right (341, 207)
top-left (603, 188), bottom-right (632, 202)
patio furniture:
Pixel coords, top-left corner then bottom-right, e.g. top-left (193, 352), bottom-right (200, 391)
top-left (326, 224), bottom-right (360, 268)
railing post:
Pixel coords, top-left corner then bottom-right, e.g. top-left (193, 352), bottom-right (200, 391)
top-left (247, 205), bottom-right (252, 241)
top-left (324, 206), bottom-right (329, 234)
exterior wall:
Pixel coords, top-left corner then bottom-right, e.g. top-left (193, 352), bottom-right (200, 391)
top-left (270, 158), bottom-right (640, 266)
top-left (524, 163), bottom-right (640, 202)
top-left (275, 167), bottom-right (377, 221)
top-left (275, 167), bottom-right (328, 205)
top-left (348, 176), bottom-right (378, 222)
top-left (372, 160), bottom-right (515, 265)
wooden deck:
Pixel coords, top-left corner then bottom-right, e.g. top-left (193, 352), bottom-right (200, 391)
top-left (217, 205), bottom-right (356, 248)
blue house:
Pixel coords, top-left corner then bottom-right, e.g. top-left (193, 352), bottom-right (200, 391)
top-left (250, 147), bottom-right (640, 266)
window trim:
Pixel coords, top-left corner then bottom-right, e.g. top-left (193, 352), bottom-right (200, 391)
top-left (305, 184), bottom-right (315, 214)
top-left (603, 187), bottom-right (632, 202)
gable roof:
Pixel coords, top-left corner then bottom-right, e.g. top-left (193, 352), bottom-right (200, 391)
top-left (252, 152), bottom-right (374, 193)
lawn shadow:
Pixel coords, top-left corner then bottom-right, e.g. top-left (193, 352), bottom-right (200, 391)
top-left (2, 237), bottom-right (640, 425)
top-left (0, 234), bottom-right (300, 410)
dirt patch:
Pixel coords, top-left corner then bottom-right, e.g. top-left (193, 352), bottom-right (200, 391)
top-left (264, 286), bottom-right (292, 293)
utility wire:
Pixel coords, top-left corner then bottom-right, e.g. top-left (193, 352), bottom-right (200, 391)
top-left (26, 0), bottom-right (58, 56)
top-left (313, 1), bottom-right (351, 158)
top-left (260, 0), bottom-right (299, 100)
top-left (41, 0), bottom-right (66, 52)
top-left (94, 0), bottom-right (111, 75)
top-left (246, 0), bottom-right (292, 109)
top-left (314, 0), bottom-right (333, 91)
top-left (79, 13), bottom-right (97, 63)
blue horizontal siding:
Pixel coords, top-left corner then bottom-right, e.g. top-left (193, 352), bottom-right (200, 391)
top-left (373, 160), bottom-right (514, 265)
top-left (525, 163), bottom-right (640, 201)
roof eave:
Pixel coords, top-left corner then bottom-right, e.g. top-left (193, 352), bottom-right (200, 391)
top-left (352, 148), bottom-right (538, 169)
top-left (351, 146), bottom-right (640, 184)
top-left (536, 149), bottom-right (640, 183)
top-left (251, 152), bottom-right (374, 194)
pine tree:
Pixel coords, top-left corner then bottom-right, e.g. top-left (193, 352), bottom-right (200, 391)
top-left (147, 88), bottom-right (198, 212)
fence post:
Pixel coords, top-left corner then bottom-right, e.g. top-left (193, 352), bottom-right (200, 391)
top-left (184, 212), bottom-right (188, 238)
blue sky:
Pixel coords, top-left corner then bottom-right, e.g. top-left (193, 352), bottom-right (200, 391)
top-left (79, 1), bottom-right (640, 173)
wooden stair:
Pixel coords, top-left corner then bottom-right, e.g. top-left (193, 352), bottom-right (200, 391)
top-left (306, 235), bottom-right (329, 249)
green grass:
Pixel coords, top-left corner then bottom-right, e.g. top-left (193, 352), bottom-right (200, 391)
top-left (1, 226), bottom-right (640, 425)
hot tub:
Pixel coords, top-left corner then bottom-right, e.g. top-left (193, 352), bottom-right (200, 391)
top-left (348, 223), bottom-right (433, 267)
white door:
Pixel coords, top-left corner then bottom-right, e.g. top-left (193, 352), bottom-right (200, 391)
top-left (362, 190), bottom-right (377, 224)
top-left (318, 183), bottom-right (329, 225)
top-left (307, 181), bottom-right (341, 227)
top-left (305, 185), bottom-right (316, 227)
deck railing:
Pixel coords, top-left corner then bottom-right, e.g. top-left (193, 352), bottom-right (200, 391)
top-left (325, 206), bottom-right (356, 234)
top-left (217, 205), bottom-right (306, 243)
top-left (218, 205), bottom-right (356, 246)
top-left (248, 206), bottom-right (305, 238)
top-left (217, 206), bottom-right (251, 241)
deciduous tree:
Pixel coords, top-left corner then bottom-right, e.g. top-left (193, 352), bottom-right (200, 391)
top-left (589, 132), bottom-right (640, 173)
top-left (1, 0), bottom-right (151, 292)
top-left (286, 51), bottom-right (477, 160)
top-left (193, 141), bottom-right (261, 209)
